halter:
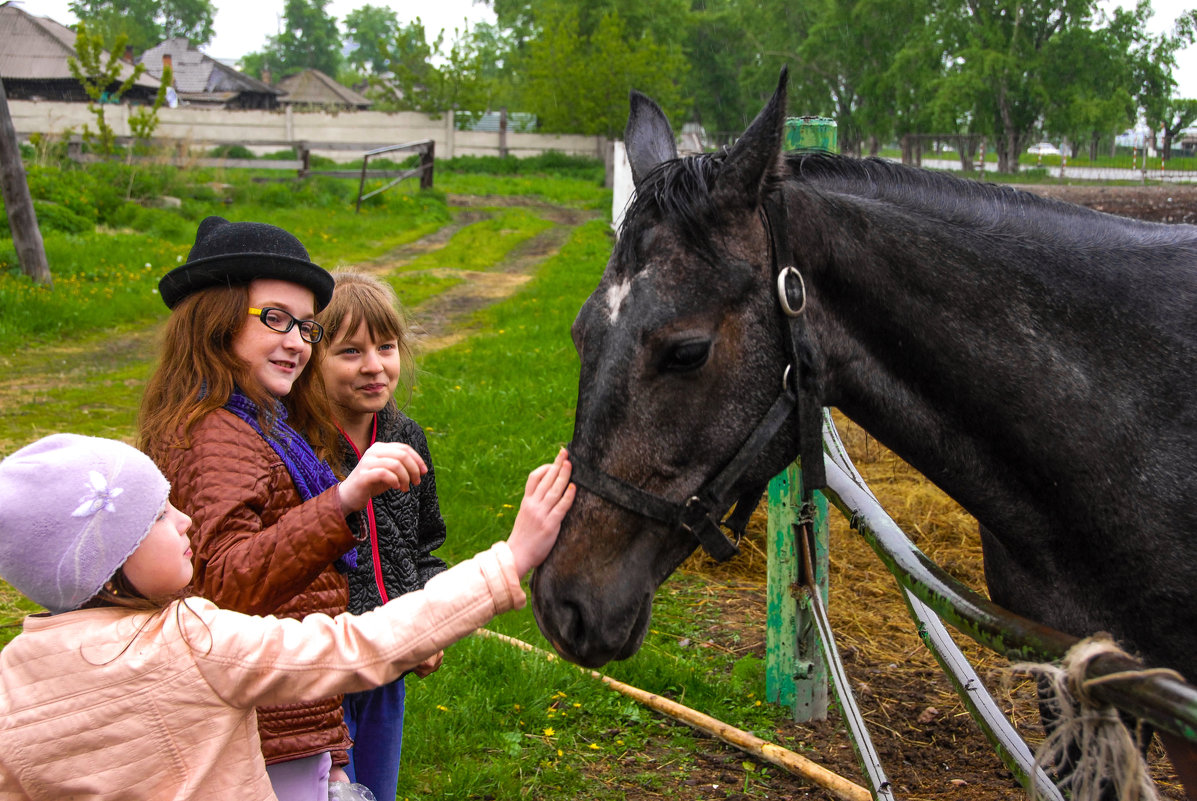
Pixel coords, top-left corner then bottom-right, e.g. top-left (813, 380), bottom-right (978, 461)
top-left (567, 190), bottom-right (826, 562)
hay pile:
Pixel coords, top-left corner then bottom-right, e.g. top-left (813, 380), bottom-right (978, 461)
top-left (681, 412), bottom-right (1186, 799)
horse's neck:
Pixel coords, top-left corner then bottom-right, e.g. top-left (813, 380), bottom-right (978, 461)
top-left (795, 185), bottom-right (1193, 541)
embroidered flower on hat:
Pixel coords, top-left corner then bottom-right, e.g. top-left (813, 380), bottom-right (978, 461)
top-left (71, 471), bottom-right (124, 518)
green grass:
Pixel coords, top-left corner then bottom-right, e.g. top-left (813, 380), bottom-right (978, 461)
top-left (437, 172), bottom-right (612, 209)
top-left (0, 164), bottom-right (807, 799)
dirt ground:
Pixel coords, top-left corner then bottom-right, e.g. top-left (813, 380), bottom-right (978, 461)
top-left (584, 183), bottom-right (1195, 801)
top-left (1018, 181), bottom-right (1197, 224)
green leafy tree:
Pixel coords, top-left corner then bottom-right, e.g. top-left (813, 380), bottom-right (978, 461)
top-left (1139, 7), bottom-right (1197, 157)
top-left (520, 7), bottom-right (687, 137)
top-left (67, 21), bottom-right (146, 156)
top-left (241, 0), bottom-right (342, 80)
top-left (680, 0), bottom-right (766, 139)
top-left (344, 4), bottom-right (400, 74)
top-left (356, 19), bottom-right (514, 119)
top-left (439, 23), bottom-right (520, 121)
top-left (128, 63), bottom-right (172, 148)
top-left (930, 0), bottom-right (1099, 172)
top-left (1040, 7), bottom-right (1144, 161)
top-left (1151, 98), bottom-right (1197, 159)
top-left (364, 19), bottom-right (442, 111)
top-left (68, 0), bottom-right (215, 52)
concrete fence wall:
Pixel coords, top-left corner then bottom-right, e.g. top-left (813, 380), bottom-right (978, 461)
top-left (10, 100), bottom-right (611, 163)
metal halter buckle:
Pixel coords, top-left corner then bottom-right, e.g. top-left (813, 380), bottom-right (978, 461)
top-left (777, 266), bottom-right (807, 317)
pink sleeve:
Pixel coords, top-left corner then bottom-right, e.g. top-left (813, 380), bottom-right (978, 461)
top-left (190, 542), bottom-right (525, 708)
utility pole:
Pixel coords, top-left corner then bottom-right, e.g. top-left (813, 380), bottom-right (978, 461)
top-left (0, 76), bottom-right (51, 286)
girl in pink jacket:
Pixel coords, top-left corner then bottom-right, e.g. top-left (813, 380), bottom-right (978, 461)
top-left (0, 433), bottom-right (573, 801)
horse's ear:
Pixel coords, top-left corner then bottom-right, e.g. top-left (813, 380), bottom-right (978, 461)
top-left (625, 90), bottom-right (678, 188)
top-left (714, 66), bottom-right (788, 209)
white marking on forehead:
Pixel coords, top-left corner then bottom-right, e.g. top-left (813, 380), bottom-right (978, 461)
top-left (605, 279), bottom-right (632, 323)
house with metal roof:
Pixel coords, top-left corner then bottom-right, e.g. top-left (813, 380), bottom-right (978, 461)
top-left (0, 3), bottom-right (160, 102)
top-left (275, 69), bottom-right (370, 110)
top-left (139, 38), bottom-right (280, 109)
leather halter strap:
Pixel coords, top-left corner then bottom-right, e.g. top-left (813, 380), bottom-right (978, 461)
top-left (568, 190), bottom-right (825, 562)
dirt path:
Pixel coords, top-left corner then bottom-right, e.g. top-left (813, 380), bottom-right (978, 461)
top-left (325, 197), bottom-right (599, 352)
top-left (0, 197), bottom-right (600, 454)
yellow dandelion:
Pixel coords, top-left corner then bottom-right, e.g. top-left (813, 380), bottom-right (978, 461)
top-left (557, 749), bottom-right (563, 757)
top-left (437, 705), bottom-right (449, 712)
top-left (543, 727), bottom-right (555, 737)
top-left (589, 743), bottom-right (600, 750)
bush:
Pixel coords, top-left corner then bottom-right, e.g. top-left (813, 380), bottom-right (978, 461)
top-left (32, 201), bottom-right (95, 234)
top-left (441, 152), bottom-right (604, 182)
top-left (208, 144), bottom-right (256, 159)
top-left (23, 166), bottom-right (100, 227)
top-left (107, 203), bottom-right (193, 238)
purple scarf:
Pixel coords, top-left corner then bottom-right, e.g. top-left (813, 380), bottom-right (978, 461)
top-left (224, 389), bottom-right (357, 571)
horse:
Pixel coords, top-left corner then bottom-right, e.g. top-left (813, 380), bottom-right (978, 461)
top-left (530, 67), bottom-right (1197, 790)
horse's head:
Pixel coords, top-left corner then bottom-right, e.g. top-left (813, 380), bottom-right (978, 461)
top-left (532, 70), bottom-right (809, 667)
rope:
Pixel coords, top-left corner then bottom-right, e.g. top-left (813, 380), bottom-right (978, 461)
top-left (1009, 634), bottom-right (1165, 801)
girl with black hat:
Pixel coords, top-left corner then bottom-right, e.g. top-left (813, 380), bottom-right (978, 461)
top-left (138, 217), bottom-right (426, 801)
top-left (0, 433), bottom-right (573, 801)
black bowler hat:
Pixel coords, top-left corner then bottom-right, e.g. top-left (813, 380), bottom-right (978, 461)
top-left (158, 216), bottom-right (335, 311)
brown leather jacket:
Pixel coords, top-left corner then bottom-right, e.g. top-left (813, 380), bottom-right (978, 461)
top-left (156, 409), bottom-right (359, 765)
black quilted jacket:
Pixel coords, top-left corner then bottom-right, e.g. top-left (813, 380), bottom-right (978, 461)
top-left (342, 406), bottom-right (448, 614)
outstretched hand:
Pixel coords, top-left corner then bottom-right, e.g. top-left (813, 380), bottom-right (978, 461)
top-left (507, 449), bottom-right (575, 577)
top-left (337, 442), bottom-right (428, 515)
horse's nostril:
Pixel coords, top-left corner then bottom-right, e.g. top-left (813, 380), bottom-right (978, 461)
top-left (558, 599), bottom-right (585, 645)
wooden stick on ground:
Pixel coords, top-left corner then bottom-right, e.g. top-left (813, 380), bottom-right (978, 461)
top-left (477, 629), bottom-right (871, 801)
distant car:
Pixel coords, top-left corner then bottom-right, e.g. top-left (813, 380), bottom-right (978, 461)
top-left (1027, 142), bottom-right (1061, 156)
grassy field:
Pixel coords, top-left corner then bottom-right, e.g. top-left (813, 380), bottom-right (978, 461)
top-left (0, 159), bottom-right (802, 799)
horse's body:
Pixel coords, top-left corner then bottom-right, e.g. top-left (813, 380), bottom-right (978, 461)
top-left (531, 69), bottom-right (1197, 697)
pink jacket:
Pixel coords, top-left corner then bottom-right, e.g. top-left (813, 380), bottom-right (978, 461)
top-left (0, 542), bottom-right (525, 801)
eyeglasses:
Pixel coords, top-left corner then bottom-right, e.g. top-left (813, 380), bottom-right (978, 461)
top-left (248, 307), bottom-right (325, 344)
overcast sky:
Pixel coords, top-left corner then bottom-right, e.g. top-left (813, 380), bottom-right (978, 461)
top-left (18, 0), bottom-right (1197, 101)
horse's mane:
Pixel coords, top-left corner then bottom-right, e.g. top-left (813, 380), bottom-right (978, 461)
top-left (617, 149), bottom-right (1191, 267)
top-left (616, 151), bottom-right (730, 273)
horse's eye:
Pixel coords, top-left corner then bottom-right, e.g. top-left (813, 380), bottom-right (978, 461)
top-left (662, 339), bottom-right (710, 372)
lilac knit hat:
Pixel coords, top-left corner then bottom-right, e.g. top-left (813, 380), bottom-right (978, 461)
top-left (0, 434), bottom-right (170, 614)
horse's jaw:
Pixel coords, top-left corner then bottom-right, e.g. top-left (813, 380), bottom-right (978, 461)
top-left (531, 497), bottom-right (695, 667)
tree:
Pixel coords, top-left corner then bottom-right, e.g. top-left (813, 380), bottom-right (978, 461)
top-left (1152, 98), bottom-right (1197, 159)
top-left (68, 0), bottom-right (215, 52)
top-left (241, 0), bottom-right (342, 80)
top-left (0, 77), bottom-right (50, 286)
top-left (344, 4), bottom-right (400, 75)
top-left (1040, 5), bottom-right (1145, 161)
top-left (681, 0), bottom-right (769, 140)
top-left (1139, 7), bottom-right (1197, 157)
top-left (930, 0), bottom-right (1102, 173)
top-left (519, 7), bottom-right (687, 137)
top-left (68, 21), bottom-right (147, 156)
top-left (360, 19), bottom-right (442, 112)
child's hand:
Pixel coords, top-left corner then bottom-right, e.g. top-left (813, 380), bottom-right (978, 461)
top-left (337, 442), bottom-right (428, 515)
top-left (507, 449), bottom-right (575, 577)
top-left (412, 650), bottom-right (444, 678)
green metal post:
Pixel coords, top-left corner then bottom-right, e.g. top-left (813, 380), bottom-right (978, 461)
top-left (766, 463), bottom-right (829, 719)
top-left (766, 115), bottom-right (836, 721)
